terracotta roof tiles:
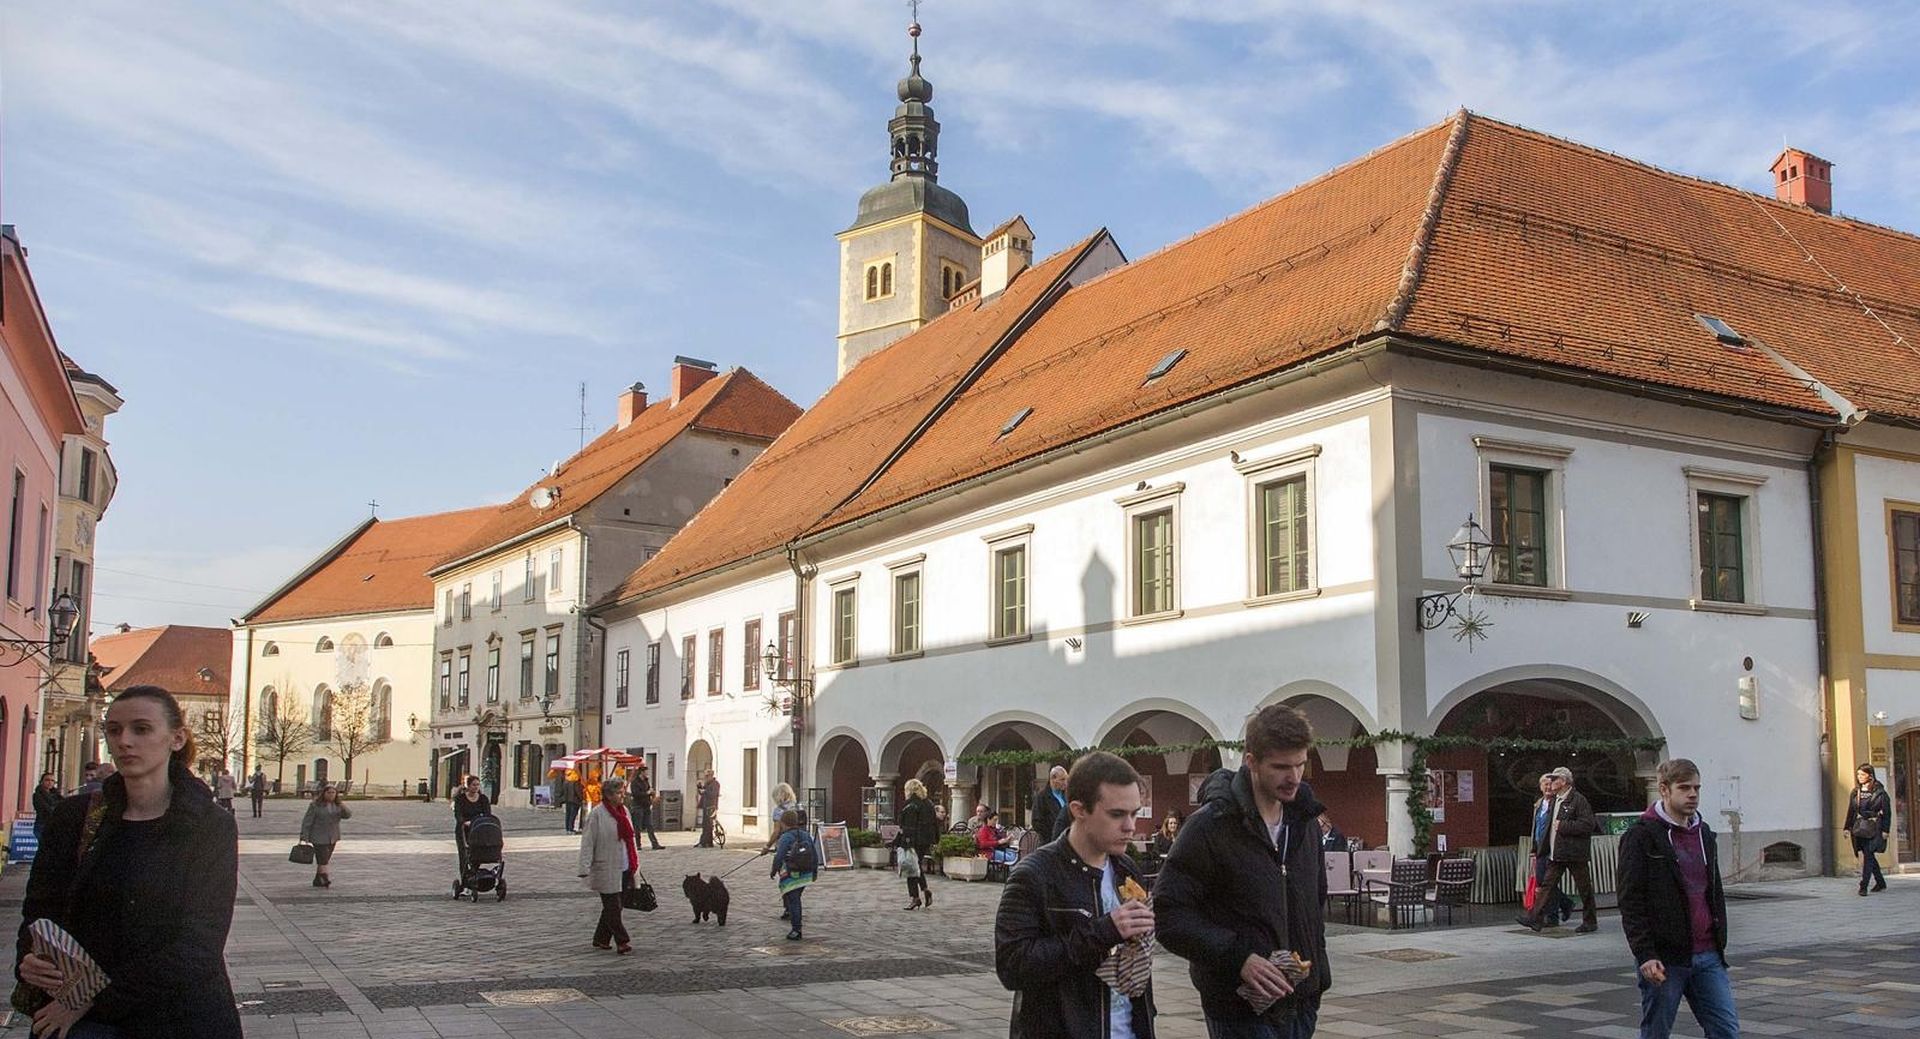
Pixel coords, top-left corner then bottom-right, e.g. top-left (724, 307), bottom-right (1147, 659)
top-left (246, 506), bottom-right (497, 625)
top-left (92, 625), bottom-right (231, 696)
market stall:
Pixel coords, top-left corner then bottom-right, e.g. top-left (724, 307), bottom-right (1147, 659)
top-left (547, 747), bottom-right (644, 809)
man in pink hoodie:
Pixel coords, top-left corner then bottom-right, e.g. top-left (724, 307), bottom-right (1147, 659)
top-left (1616, 758), bottom-right (1738, 1039)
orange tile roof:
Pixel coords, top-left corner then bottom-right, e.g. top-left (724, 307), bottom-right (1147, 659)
top-left (246, 506), bottom-right (498, 625)
top-left (433, 368), bottom-right (799, 572)
top-left (92, 625), bottom-right (231, 696)
top-left (608, 110), bottom-right (1920, 604)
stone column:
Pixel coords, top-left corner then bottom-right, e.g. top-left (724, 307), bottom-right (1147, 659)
top-left (948, 783), bottom-right (976, 832)
top-left (1382, 771), bottom-right (1415, 856)
top-left (1637, 769), bottom-right (1661, 809)
top-left (871, 772), bottom-right (900, 826)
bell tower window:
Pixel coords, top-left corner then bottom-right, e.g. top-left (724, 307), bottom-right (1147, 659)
top-left (864, 258), bottom-right (897, 302)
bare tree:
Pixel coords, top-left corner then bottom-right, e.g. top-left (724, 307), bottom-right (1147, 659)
top-left (325, 681), bottom-right (388, 789)
top-left (195, 707), bottom-right (244, 778)
top-left (254, 701), bottom-right (315, 788)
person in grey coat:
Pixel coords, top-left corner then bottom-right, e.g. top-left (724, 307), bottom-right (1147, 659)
top-left (299, 783), bottom-right (352, 887)
top-left (578, 776), bottom-right (641, 953)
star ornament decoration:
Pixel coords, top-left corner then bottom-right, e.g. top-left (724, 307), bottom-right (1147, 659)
top-left (1450, 603), bottom-right (1494, 650)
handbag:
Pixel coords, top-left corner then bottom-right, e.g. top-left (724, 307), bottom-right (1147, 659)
top-left (289, 842), bottom-right (316, 865)
top-left (1523, 863), bottom-right (1539, 911)
top-left (621, 872), bottom-right (657, 912)
top-left (1851, 818), bottom-right (1881, 842)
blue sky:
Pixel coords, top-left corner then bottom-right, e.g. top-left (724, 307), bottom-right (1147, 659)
top-left (3, 1), bottom-right (1917, 632)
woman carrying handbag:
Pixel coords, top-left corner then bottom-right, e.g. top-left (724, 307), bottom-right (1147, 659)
top-left (298, 784), bottom-right (352, 888)
top-left (578, 776), bottom-right (641, 953)
top-left (1844, 763), bottom-right (1892, 896)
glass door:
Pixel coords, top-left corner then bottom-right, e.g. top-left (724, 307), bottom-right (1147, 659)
top-left (1894, 732), bottom-right (1917, 864)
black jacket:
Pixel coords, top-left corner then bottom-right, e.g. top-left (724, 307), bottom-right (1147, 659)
top-left (1545, 789), bottom-right (1599, 864)
top-left (30, 784), bottom-right (61, 820)
top-left (1844, 785), bottom-right (1891, 854)
top-left (1153, 768), bottom-right (1330, 1022)
top-left (453, 790), bottom-right (492, 831)
top-left (17, 761), bottom-right (241, 1039)
top-left (1030, 786), bottom-right (1065, 845)
top-left (995, 834), bottom-right (1155, 1039)
top-left (899, 795), bottom-right (940, 852)
top-left (1616, 812), bottom-right (1728, 967)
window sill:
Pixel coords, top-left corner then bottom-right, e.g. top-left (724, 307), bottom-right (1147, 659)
top-left (1121, 609), bottom-right (1184, 627)
top-left (1481, 583), bottom-right (1572, 602)
top-left (986, 632), bottom-right (1033, 647)
top-left (1689, 598), bottom-right (1768, 617)
top-left (887, 650), bottom-right (924, 662)
top-left (819, 659), bottom-right (859, 672)
top-left (1244, 587), bottom-right (1321, 608)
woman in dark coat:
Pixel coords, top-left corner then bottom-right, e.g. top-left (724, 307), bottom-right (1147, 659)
top-left (15, 684), bottom-right (241, 1039)
top-left (452, 774), bottom-right (492, 886)
top-left (897, 779), bottom-right (940, 910)
top-left (1844, 763), bottom-right (1892, 896)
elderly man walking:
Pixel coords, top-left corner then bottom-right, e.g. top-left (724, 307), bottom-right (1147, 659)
top-left (1031, 765), bottom-right (1070, 842)
top-left (1518, 765), bottom-right (1599, 933)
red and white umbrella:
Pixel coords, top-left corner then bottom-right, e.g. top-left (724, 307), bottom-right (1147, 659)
top-left (547, 747), bottom-right (644, 772)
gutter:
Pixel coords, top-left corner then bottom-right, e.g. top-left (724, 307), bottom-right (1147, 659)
top-left (1808, 430), bottom-right (1837, 877)
top-left (574, 517), bottom-right (604, 752)
top-left (783, 544), bottom-right (814, 792)
top-left (237, 625), bottom-right (254, 776)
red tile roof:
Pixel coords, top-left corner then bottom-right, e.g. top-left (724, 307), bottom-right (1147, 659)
top-left (607, 111), bottom-right (1920, 605)
top-left (246, 506), bottom-right (497, 625)
top-left (92, 625), bottom-right (231, 696)
top-left (433, 368), bottom-right (800, 572)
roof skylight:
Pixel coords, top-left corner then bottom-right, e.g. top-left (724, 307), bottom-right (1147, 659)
top-left (1695, 314), bottom-right (1745, 347)
top-left (1145, 348), bottom-right (1188, 383)
top-left (999, 407), bottom-right (1034, 438)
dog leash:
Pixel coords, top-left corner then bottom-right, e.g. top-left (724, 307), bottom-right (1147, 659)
top-left (713, 848), bottom-right (772, 880)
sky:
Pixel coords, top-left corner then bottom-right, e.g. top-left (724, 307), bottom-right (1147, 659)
top-left (2, 1), bottom-right (1917, 633)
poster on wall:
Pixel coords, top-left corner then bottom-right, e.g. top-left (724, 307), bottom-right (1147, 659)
top-left (818, 822), bottom-right (854, 870)
top-left (1457, 771), bottom-right (1474, 803)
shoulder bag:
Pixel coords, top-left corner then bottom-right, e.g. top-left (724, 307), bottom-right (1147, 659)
top-left (621, 870), bottom-right (657, 912)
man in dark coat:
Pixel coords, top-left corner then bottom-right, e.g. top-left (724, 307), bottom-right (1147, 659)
top-left (631, 764), bottom-right (665, 849)
top-left (995, 751), bottom-right (1156, 1039)
top-left (1030, 765), bottom-right (1068, 843)
top-left (1155, 704), bottom-right (1330, 1038)
top-left (30, 773), bottom-right (60, 840)
top-left (696, 769), bottom-right (721, 847)
top-left (1518, 765), bottom-right (1599, 933)
top-left (1617, 758), bottom-right (1738, 1039)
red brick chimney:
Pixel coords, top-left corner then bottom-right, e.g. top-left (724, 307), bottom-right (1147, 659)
top-left (670, 355), bottom-right (718, 406)
top-left (616, 382), bottom-right (648, 429)
top-left (1770, 148), bottom-right (1833, 214)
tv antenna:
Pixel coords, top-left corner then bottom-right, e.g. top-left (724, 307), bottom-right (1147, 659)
top-left (577, 381), bottom-right (589, 451)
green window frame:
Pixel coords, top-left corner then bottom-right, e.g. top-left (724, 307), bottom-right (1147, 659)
top-left (992, 545), bottom-right (1028, 640)
top-left (832, 586), bottom-right (857, 664)
top-left (1257, 475), bottom-right (1310, 596)
top-left (1697, 492), bottom-right (1746, 603)
top-left (1133, 508), bottom-right (1175, 616)
top-left (1489, 464), bottom-right (1549, 586)
top-left (893, 571), bottom-right (922, 655)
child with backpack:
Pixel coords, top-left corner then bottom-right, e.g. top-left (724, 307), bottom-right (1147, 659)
top-left (769, 809), bottom-right (823, 941)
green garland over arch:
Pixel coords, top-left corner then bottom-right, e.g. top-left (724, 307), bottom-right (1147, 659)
top-left (957, 731), bottom-right (1666, 855)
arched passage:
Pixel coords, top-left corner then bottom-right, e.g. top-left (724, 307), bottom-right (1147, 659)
top-left (814, 731), bottom-right (872, 827)
top-left (1094, 701), bottom-right (1221, 827)
top-left (686, 739), bottom-right (715, 810)
top-left (1430, 670), bottom-right (1662, 849)
top-left (878, 726), bottom-right (946, 825)
top-left (956, 712), bottom-right (1071, 830)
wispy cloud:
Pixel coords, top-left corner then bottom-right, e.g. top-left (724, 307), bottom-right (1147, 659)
top-left (209, 300), bottom-right (465, 372)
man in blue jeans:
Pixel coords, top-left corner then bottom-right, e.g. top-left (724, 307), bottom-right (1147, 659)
top-left (1617, 758), bottom-right (1739, 1039)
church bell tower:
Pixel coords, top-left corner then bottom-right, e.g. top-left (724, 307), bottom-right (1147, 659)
top-left (835, 15), bottom-right (982, 379)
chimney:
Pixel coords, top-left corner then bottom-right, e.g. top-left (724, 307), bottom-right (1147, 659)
top-left (979, 215), bottom-right (1034, 298)
top-left (616, 382), bottom-right (648, 429)
top-left (1770, 148), bottom-right (1833, 215)
top-left (669, 355), bottom-right (719, 406)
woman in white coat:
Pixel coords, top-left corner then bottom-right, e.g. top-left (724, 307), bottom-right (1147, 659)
top-left (577, 776), bottom-right (640, 953)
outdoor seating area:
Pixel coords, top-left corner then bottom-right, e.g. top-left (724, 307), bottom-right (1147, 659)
top-left (1324, 850), bottom-right (1482, 929)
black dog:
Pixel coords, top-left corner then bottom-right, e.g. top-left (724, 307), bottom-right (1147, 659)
top-left (681, 873), bottom-right (731, 926)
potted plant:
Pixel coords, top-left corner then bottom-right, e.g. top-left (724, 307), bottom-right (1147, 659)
top-left (850, 828), bottom-right (891, 869)
top-left (937, 833), bottom-right (989, 881)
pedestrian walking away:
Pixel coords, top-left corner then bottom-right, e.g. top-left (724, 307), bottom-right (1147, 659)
top-left (1031, 764), bottom-right (1069, 844)
top-left (30, 772), bottom-right (60, 841)
top-left (557, 769), bottom-right (583, 834)
top-left (1617, 758), bottom-right (1739, 1039)
top-left (1155, 703), bottom-right (1330, 1039)
top-left (897, 778), bottom-right (940, 910)
top-left (1529, 773), bottom-right (1575, 927)
top-left (214, 765), bottom-right (237, 813)
top-left (578, 776), bottom-right (641, 954)
top-left (248, 767), bottom-right (268, 817)
top-left (1844, 763), bottom-right (1891, 896)
top-left (696, 769), bottom-right (721, 847)
top-left (453, 774), bottom-right (493, 879)
top-left (299, 783), bottom-right (352, 887)
top-left (14, 684), bottom-right (243, 1039)
top-left (631, 763), bottom-right (665, 849)
top-left (995, 750), bottom-right (1157, 1039)
top-left (1518, 765), bottom-right (1599, 933)
top-left (769, 808), bottom-right (823, 941)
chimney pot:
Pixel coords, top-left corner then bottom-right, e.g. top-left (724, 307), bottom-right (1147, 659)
top-left (979, 216), bottom-right (1034, 297)
top-left (1770, 147), bottom-right (1833, 214)
top-left (670, 356), bottom-right (719, 406)
top-left (616, 381), bottom-right (649, 429)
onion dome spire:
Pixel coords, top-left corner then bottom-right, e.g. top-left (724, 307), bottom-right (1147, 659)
top-left (889, 13), bottom-right (940, 181)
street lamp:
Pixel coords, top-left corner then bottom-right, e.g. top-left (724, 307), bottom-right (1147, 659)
top-left (762, 640), bottom-right (814, 789)
top-left (0, 592), bottom-right (79, 667)
top-left (1415, 515), bottom-right (1494, 634)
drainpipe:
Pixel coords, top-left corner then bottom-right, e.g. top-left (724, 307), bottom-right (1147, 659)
top-left (573, 520), bottom-right (603, 752)
top-left (783, 544), bottom-right (813, 795)
top-left (237, 624), bottom-right (255, 777)
top-left (1808, 430), bottom-right (1836, 877)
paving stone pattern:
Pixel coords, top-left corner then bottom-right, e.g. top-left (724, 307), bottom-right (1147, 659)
top-left (2, 798), bottom-right (1916, 1037)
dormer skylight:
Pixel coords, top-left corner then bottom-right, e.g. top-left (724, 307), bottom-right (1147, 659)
top-left (1145, 348), bottom-right (1188, 383)
top-left (999, 407), bottom-right (1033, 438)
top-left (1695, 314), bottom-right (1745, 347)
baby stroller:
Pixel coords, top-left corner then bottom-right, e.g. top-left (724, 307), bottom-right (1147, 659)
top-left (455, 813), bottom-right (507, 902)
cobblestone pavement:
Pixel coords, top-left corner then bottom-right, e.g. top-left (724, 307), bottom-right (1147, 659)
top-left (3, 798), bottom-right (1917, 1037)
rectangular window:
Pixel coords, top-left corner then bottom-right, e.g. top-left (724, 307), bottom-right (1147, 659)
top-left (707, 628), bottom-right (724, 695)
top-left (743, 618), bottom-right (761, 690)
top-left (5, 469), bottom-right (21, 601)
top-left (645, 642), bottom-right (661, 705)
top-left (992, 544), bottom-right (1028, 640)
top-left (486, 647), bottom-right (500, 703)
top-left (77, 448), bottom-right (95, 504)
top-left (1489, 465), bottom-right (1549, 586)
top-left (1132, 508), bottom-right (1176, 616)
top-left (34, 504), bottom-right (48, 615)
top-left (545, 632), bottom-right (560, 700)
top-left (1256, 475), bottom-right (1311, 596)
top-left (519, 636), bottom-right (535, 699)
top-left (491, 571), bottom-right (502, 611)
top-left (832, 585), bottom-right (857, 664)
top-left (742, 748), bottom-right (759, 809)
top-left (615, 648), bottom-right (631, 708)
top-left (460, 583), bottom-right (472, 620)
top-left (549, 548), bottom-right (563, 597)
top-left (64, 560), bottom-right (87, 662)
top-left (1892, 508), bottom-right (1920, 627)
top-left (524, 554), bottom-right (536, 601)
top-left (777, 612), bottom-right (797, 679)
top-left (680, 634), bottom-right (696, 700)
top-left (1697, 492), bottom-right (1746, 603)
top-left (443, 589), bottom-right (454, 627)
top-left (439, 657), bottom-right (452, 710)
top-left (457, 652), bottom-right (471, 708)
top-left (893, 571), bottom-right (921, 655)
